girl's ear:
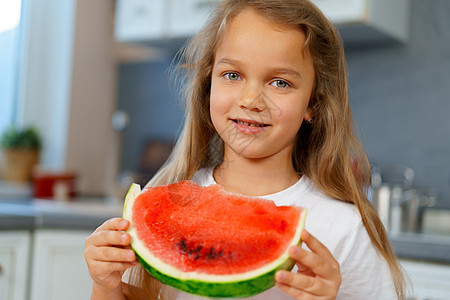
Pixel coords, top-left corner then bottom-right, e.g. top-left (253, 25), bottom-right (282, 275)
top-left (304, 108), bottom-right (313, 123)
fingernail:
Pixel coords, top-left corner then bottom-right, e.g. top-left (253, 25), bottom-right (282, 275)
top-left (293, 246), bottom-right (300, 255)
top-left (121, 234), bottom-right (127, 242)
top-left (127, 251), bottom-right (134, 260)
top-left (120, 220), bottom-right (128, 227)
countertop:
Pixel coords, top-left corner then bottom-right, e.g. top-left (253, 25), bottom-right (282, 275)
top-left (1, 198), bottom-right (450, 264)
top-left (390, 232), bottom-right (450, 264)
top-left (0, 197), bottom-right (123, 231)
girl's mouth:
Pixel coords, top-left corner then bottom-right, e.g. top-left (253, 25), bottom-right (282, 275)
top-left (231, 119), bottom-right (270, 127)
top-left (230, 118), bottom-right (270, 134)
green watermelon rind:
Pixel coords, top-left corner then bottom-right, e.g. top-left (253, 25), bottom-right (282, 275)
top-left (123, 183), bottom-right (307, 298)
top-left (135, 250), bottom-right (296, 298)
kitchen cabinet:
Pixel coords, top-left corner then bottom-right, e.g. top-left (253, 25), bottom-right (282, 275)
top-left (0, 231), bottom-right (30, 300)
top-left (115, 0), bottom-right (220, 43)
top-left (114, 0), bottom-right (409, 44)
top-left (401, 259), bottom-right (450, 299)
top-left (29, 230), bottom-right (93, 300)
top-left (312, 0), bottom-right (410, 43)
top-left (312, 0), bottom-right (367, 23)
top-left (168, 0), bottom-right (219, 39)
top-left (1, 198), bottom-right (122, 299)
top-left (115, 0), bottom-right (168, 42)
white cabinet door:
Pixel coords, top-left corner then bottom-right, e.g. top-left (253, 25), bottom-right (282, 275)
top-left (401, 259), bottom-right (450, 300)
top-left (29, 230), bottom-right (93, 300)
top-left (311, 0), bottom-right (410, 41)
top-left (0, 231), bottom-right (31, 300)
top-left (115, 0), bottom-right (168, 42)
top-left (311, 0), bottom-right (366, 23)
top-left (169, 0), bottom-right (219, 38)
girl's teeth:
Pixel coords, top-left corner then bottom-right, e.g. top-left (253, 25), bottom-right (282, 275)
top-left (236, 120), bottom-right (264, 127)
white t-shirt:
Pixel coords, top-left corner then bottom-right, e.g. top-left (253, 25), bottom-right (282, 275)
top-left (124, 167), bottom-right (397, 300)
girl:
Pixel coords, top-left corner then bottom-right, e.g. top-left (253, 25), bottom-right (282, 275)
top-left (84, 0), bottom-right (407, 299)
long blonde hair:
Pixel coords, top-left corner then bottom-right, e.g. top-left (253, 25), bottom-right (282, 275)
top-left (129, 0), bottom-right (407, 299)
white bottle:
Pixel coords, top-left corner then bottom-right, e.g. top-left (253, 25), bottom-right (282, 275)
top-left (390, 186), bottom-right (403, 236)
top-left (377, 185), bottom-right (391, 230)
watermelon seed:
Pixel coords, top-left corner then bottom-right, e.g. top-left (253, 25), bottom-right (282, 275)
top-left (195, 254), bottom-right (200, 260)
top-left (179, 239), bottom-right (188, 252)
top-left (195, 246), bottom-right (202, 253)
top-left (205, 247), bottom-right (223, 259)
top-left (206, 247), bottom-right (215, 259)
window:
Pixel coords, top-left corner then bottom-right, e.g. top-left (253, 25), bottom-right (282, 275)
top-left (0, 0), bottom-right (22, 135)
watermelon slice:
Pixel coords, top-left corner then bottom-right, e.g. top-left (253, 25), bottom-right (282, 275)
top-left (123, 180), bottom-right (307, 298)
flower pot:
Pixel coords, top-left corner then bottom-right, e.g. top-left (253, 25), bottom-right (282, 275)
top-left (0, 148), bottom-right (40, 182)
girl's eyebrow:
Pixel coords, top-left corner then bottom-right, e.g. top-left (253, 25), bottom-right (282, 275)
top-left (271, 67), bottom-right (303, 79)
top-left (216, 57), bottom-right (241, 67)
top-left (216, 57), bottom-right (303, 79)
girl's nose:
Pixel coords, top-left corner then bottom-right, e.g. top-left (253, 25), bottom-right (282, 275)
top-left (238, 85), bottom-right (266, 112)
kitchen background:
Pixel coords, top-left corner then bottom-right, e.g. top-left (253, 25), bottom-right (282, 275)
top-left (117, 0), bottom-right (450, 208)
top-left (1, 0), bottom-right (450, 299)
top-left (348, 0), bottom-right (450, 210)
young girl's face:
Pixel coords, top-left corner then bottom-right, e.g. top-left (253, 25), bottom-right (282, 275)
top-left (210, 9), bottom-right (315, 161)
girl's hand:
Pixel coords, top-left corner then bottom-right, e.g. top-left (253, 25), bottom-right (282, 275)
top-left (84, 218), bottom-right (138, 291)
top-left (275, 230), bottom-right (341, 300)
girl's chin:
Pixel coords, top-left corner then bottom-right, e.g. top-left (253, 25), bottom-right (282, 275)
top-left (223, 142), bottom-right (267, 159)
top-left (222, 138), bottom-right (295, 162)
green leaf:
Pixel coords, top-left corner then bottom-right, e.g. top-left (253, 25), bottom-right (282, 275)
top-left (0, 125), bottom-right (42, 150)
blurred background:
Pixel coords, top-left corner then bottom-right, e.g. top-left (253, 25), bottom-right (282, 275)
top-left (0, 0), bottom-right (449, 299)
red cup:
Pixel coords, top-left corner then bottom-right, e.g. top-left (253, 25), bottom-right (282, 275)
top-left (33, 171), bottom-right (77, 200)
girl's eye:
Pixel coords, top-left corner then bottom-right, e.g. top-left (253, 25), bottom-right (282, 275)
top-left (223, 72), bottom-right (241, 81)
top-left (271, 80), bottom-right (290, 88)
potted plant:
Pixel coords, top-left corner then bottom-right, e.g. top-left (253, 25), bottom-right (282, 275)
top-left (0, 126), bottom-right (42, 182)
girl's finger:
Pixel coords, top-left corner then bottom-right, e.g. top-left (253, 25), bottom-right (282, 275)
top-left (90, 260), bottom-right (138, 274)
top-left (93, 247), bottom-right (137, 263)
top-left (90, 230), bottom-right (132, 247)
top-left (295, 261), bottom-right (315, 277)
top-left (288, 246), bottom-right (334, 278)
top-left (275, 282), bottom-right (315, 300)
top-left (94, 218), bottom-right (129, 233)
top-left (275, 270), bottom-right (324, 296)
top-left (301, 230), bottom-right (338, 268)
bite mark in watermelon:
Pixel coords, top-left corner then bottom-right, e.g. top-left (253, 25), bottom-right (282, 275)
top-left (123, 180), bottom-right (307, 298)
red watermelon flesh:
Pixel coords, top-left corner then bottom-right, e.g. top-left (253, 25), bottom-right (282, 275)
top-left (132, 180), bottom-right (302, 275)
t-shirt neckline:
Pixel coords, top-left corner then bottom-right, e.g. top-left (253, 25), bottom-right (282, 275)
top-left (207, 167), bottom-right (307, 201)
